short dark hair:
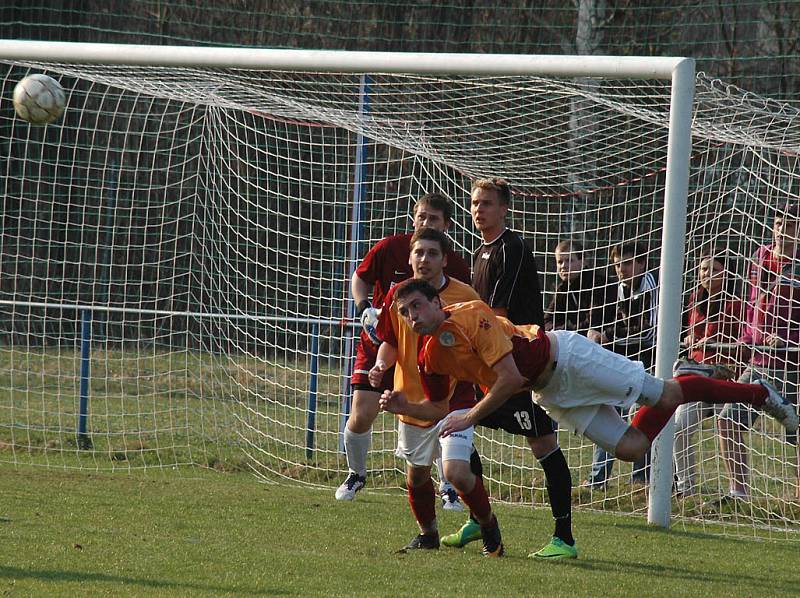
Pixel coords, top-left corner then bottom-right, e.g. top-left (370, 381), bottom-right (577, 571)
top-left (410, 227), bottom-right (452, 255)
top-left (471, 178), bottom-right (512, 206)
top-left (698, 247), bottom-right (727, 269)
top-left (610, 241), bottom-right (648, 263)
top-left (395, 278), bottom-right (440, 303)
top-left (414, 192), bottom-right (453, 222)
top-left (554, 239), bottom-right (584, 259)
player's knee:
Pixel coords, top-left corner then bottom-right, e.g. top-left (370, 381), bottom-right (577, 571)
top-left (348, 392), bottom-right (380, 431)
top-left (406, 466), bottom-right (431, 488)
top-left (526, 433), bottom-right (557, 459)
top-left (614, 427), bottom-right (650, 462)
top-left (442, 460), bottom-right (474, 493)
top-left (346, 413), bottom-right (373, 433)
top-left (658, 379), bottom-right (682, 410)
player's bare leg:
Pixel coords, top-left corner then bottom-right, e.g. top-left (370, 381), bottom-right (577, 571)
top-left (718, 417), bottom-right (750, 498)
top-left (435, 456), bottom-right (463, 511)
top-left (613, 426), bottom-right (654, 462)
top-left (615, 374), bottom-right (798, 463)
top-left (336, 388), bottom-right (380, 500)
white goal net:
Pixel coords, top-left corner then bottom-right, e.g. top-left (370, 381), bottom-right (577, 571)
top-left (0, 44), bottom-right (797, 539)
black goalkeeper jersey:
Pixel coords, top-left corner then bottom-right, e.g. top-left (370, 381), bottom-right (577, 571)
top-left (471, 228), bottom-right (544, 326)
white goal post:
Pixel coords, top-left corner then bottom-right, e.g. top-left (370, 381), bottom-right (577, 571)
top-left (33, 38), bottom-right (800, 539)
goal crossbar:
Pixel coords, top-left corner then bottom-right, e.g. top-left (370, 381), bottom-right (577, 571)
top-left (0, 40), bottom-right (691, 79)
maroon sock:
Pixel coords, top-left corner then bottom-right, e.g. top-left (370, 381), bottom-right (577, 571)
top-left (631, 405), bottom-right (678, 442)
top-left (457, 475), bottom-right (492, 523)
top-left (408, 478), bottom-right (436, 530)
top-left (676, 374), bottom-right (766, 407)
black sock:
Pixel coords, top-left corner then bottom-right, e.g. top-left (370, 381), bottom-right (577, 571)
top-left (539, 447), bottom-right (574, 546)
top-left (469, 446), bottom-right (483, 477)
top-left (465, 447), bottom-right (485, 523)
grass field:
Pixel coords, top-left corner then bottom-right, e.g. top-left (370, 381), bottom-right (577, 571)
top-left (0, 465), bottom-right (797, 597)
top-left (2, 345), bottom-right (799, 540)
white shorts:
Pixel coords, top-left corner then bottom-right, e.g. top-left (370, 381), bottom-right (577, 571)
top-left (535, 330), bottom-right (645, 436)
top-left (582, 405), bottom-right (632, 454)
top-left (395, 409), bottom-right (474, 467)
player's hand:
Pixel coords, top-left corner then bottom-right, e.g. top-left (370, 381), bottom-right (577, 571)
top-left (764, 334), bottom-right (786, 349)
top-left (586, 329), bottom-right (603, 344)
top-left (439, 412), bottom-right (471, 438)
top-left (360, 307), bottom-right (382, 345)
top-left (368, 360), bottom-right (388, 388)
top-left (379, 390), bottom-right (408, 415)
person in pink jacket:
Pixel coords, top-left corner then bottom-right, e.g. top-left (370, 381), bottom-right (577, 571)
top-left (713, 203), bottom-right (800, 507)
top-left (673, 251), bottom-right (745, 496)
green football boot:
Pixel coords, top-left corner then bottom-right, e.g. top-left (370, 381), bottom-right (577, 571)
top-left (528, 537), bottom-right (578, 560)
top-left (441, 517), bottom-right (482, 548)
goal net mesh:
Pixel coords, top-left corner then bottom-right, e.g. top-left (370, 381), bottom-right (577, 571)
top-left (0, 59), bottom-right (797, 539)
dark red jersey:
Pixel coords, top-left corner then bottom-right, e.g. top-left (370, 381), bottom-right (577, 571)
top-left (355, 233), bottom-right (470, 308)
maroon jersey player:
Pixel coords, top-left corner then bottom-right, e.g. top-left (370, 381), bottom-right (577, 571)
top-left (335, 193), bottom-right (470, 501)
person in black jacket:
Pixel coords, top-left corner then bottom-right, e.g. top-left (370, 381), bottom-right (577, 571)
top-left (544, 239), bottom-right (615, 336)
top-left (446, 177), bottom-right (576, 560)
top-left (585, 241), bottom-right (658, 488)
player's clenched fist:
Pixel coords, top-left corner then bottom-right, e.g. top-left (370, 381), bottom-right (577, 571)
top-left (379, 390), bottom-right (408, 414)
top-left (368, 360), bottom-right (389, 388)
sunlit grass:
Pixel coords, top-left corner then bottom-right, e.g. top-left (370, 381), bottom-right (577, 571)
top-left (0, 345), bottom-right (798, 536)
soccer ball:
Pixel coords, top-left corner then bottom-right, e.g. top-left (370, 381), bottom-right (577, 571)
top-left (12, 74), bottom-right (66, 125)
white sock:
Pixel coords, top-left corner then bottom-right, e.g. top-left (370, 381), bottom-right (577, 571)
top-left (639, 374), bottom-right (665, 406)
top-left (344, 427), bottom-right (371, 477)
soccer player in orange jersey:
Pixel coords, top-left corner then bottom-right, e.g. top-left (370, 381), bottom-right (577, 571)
top-left (366, 228), bottom-right (504, 556)
top-left (467, 178), bottom-right (574, 560)
top-left (335, 193), bottom-right (470, 503)
top-left (380, 281), bottom-right (798, 548)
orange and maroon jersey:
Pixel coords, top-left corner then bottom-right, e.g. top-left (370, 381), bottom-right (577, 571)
top-left (377, 276), bottom-right (480, 427)
top-left (355, 233), bottom-right (471, 309)
top-left (419, 300), bottom-right (551, 403)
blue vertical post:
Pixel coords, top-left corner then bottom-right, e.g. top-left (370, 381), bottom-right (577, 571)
top-left (305, 323), bottom-right (320, 459)
top-left (77, 309), bottom-right (93, 450)
top-left (339, 73), bottom-right (371, 452)
top-left (97, 160), bottom-right (118, 342)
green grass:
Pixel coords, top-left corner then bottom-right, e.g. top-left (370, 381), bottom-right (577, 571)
top-left (1, 346), bottom-right (799, 534)
top-left (0, 465), bottom-right (796, 597)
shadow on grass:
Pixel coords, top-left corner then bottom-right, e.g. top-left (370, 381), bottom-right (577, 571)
top-left (607, 520), bottom-right (734, 542)
top-left (545, 554), bottom-right (794, 594)
top-left (0, 565), bottom-right (292, 596)
top-left (508, 508), bottom-right (790, 545)
top-left (607, 519), bottom-right (794, 544)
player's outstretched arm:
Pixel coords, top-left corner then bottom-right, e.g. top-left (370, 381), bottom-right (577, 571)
top-left (439, 353), bottom-right (526, 437)
top-left (379, 390), bottom-right (448, 421)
